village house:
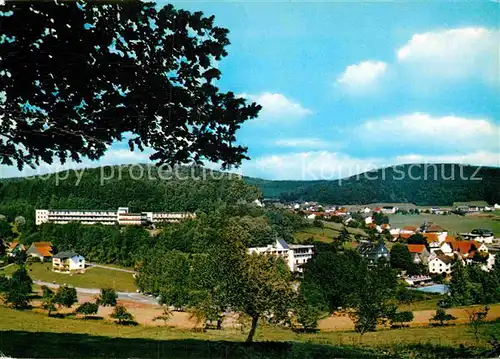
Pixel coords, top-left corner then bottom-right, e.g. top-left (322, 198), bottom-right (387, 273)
top-left (407, 244), bottom-right (431, 265)
top-left (459, 229), bottom-right (495, 244)
top-left (52, 251), bottom-right (85, 273)
top-left (248, 239), bottom-right (314, 273)
top-left (6, 242), bottom-right (25, 257)
top-left (381, 206), bottom-right (397, 214)
top-left (26, 242), bottom-right (53, 261)
top-left (428, 251), bottom-right (453, 274)
top-left (356, 241), bottom-right (390, 265)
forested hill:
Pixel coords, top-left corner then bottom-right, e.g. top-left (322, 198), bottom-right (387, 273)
top-left (0, 165), bottom-right (260, 220)
top-left (0, 164), bottom-right (498, 213)
top-left (245, 164), bottom-right (500, 206)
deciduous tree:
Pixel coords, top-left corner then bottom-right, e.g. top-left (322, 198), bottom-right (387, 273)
top-left (76, 302), bottom-right (99, 319)
top-left (0, 2), bottom-right (261, 170)
top-left (111, 305), bottom-right (134, 325)
top-left (97, 288), bottom-right (118, 307)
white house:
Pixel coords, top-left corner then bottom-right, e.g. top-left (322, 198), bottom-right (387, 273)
top-left (459, 229), bottom-right (495, 244)
top-left (364, 216), bottom-right (373, 225)
top-left (428, 252), bottom-right (453, 274)
top-left (52, 251), bottom-right (85, 273)
top-left (429, 241), bottom-right (453, 255)
top-left (494, 203), bottom-right (500, 210)
top-left (381, 206), bottom-right (397, 214)
top-left (362, 207), bottom-right (371, 214)
top-left (248, 239), bottom-right (314, 272)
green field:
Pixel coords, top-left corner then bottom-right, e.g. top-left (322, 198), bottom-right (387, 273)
top-left (388, 213), bottom-right (500, 236)
top-left (295, 221), bottom-right (368, 243)
top-left (0, 306), bottom-right (499, 358)
top-left (0, 263), bottom-right (137, 292)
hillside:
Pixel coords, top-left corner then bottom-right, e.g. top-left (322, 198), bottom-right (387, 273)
top-left (0, 165), bottom-right (260, 221)
top-left (0, 164), bottom-right (498, 214)
top-left (246, 164), bottom-right (500, 206)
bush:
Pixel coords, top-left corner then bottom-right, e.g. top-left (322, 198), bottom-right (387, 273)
top-left (430, 308), bottom-right (456, 326)
top-left (76, 302), bottom-right (99, 319)
top-left (312, 219), bottom-right (324, 228)
top-left (110, 305), bottom-right (134, 325)
top-left (98, 287), bottom-right (118, 307)
top-left (389, 311), bottom-right (414, 328)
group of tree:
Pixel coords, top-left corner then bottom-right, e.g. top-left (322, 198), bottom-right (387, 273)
top-left (0, 267), bottom-right (33, 309)
top-left (389, 243), bottom-right (425, 275)
top-left (137, 238), bottom-right (295, 342)
top-left (444, 261), bottom-right (500, 307)
top-left (41, 285), bottom-right (78, 316)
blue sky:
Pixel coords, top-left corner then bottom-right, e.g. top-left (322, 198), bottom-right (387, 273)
top-left (2, 1), bottom-right (499, 180)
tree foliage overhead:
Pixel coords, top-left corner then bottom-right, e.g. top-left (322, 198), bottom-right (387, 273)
top-left (0, 1), bottom-right (261, 170)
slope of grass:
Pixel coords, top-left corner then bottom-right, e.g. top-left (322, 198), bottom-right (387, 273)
top-left (1, 263), bottom-right (137, 292)
top-left (0, 306), bottom-right (497, 358)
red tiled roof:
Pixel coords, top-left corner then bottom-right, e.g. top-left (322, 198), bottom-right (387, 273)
top-left (31, 242), bottom-right (53, 257)
top-left (445, 236), bottom-right (456, 243)
top-left (399, 233), bottom-right (412, 239)
top-left (451, 240), bottom-right (479, 254)
top-left (403, 226), bottom-right (418, 231)
top-left (407, 244), bottom-right (426, 254)
top-left (423, 233), bottom-right (439, 243)
top-left (8, 242), bottom-right (19, 250)
top-left (427, 225), bottom-right (444, 232)
top-left (381, 224), bottom-right (390, 229)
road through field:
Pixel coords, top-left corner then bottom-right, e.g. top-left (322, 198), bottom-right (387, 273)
top-left (33, 280), bottom-right (158, 305)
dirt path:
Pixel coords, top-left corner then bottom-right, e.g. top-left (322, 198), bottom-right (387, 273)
top-left (318, 304), bottom-right (500, 331)
top-left (34, 288), bottom-right (500, 330)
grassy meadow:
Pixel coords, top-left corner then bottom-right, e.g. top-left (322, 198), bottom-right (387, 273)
top-left (388, 213), bottom-right (500, 236)
top-left (0, 263), bottom-right (137, 292)
top-left (0, 305), bottom-right (499, 358)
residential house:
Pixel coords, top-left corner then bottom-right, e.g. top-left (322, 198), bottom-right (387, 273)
top-left (407, 244), bottom-right (431, 265)
top-left (362, 207), bottom-right (371, 213)
top-left (401, 226), bottom-right (417, 234)
top-left (459, 229), bottom-right (495, 244)
top-left (443, 239), bottom-right (495, 271)
top-left (381, 206), bottom-right (397, 214)
top-left (26, 242), bottom-right (53, 261)
top-left (356, 241), bottom-right (390, 265)
top-left (428, 251), bottom-right (454, 274)
top-left (52, 251), bottom-right (85, 273)
top-left (6, 242), bottom-right (25, 257)
top-left (428, 240), bottom-right (453, 255)
top-left (364, 216), bottom-right (373, 225)
top-left (248, 239), bottom-right (314, 273)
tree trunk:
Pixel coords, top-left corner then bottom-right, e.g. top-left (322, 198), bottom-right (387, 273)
top-left (245, 315), bottom-right (259, 343)
top-left (216, 319), bottom-right (222, 330)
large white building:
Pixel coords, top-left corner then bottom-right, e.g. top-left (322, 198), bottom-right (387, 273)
top-left (35, 207), bottom-right (195, 226)
top-left (248, 239), bottom-right (314, 272)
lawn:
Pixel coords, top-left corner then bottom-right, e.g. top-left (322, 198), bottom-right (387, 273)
top-left (1, 263), bottom-right (137, 292)
top-left (0, 306), bottom-right (498, 358)
top-left (388, 213), bottom-right (500, 236)
top-left (295, 221), bottom-right (368, 243)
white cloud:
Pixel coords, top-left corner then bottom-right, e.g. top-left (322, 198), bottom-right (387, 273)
top-left (242, 151), bottom-right (380, 180)
top-left (241, 150), bottom-right (499, 180)
top-left (358, 113), bottom-right (500, 150)
top-left (239, 92), bottom-right (312, 119)
top-left (274, 138), bottom-right (329, 149)
top-left (397, 28), bottom-right (499, 84)
top-left (336, 61), bottom-right (388, 93)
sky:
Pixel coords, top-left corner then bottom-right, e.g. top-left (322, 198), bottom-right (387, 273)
top-left (1, 0), bottom-right (499, 180)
